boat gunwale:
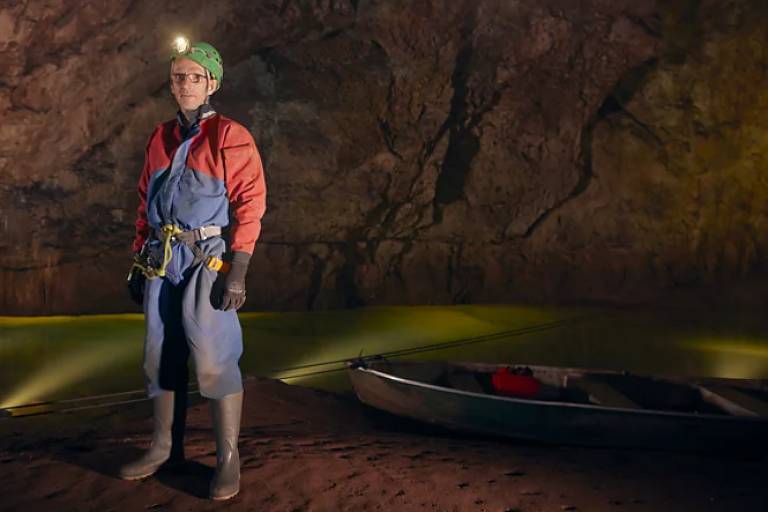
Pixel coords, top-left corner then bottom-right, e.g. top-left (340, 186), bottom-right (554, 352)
top-left (352, 365), bottom-right (768, 423)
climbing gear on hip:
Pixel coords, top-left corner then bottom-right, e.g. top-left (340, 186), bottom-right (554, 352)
top-left (206, 255), bottom-right (231, 274)
top-left (131, 224), bottom-right (226, 279)
top-left (156, 224), bottom-right (183, 278)
top-left (127, 262), bottom-right (146, 305)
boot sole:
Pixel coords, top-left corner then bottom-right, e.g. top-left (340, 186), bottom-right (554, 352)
top-left (119, 468), bottom-right (158, 481)
top-left (211, 489), bottom-right (239, 501)
top-left (119, 458), bottom-right (183, 480)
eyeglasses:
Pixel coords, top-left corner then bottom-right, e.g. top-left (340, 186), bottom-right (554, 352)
top-left (171, 72), bottom-right (208, 84)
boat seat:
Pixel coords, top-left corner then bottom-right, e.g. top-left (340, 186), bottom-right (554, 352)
top-left (567, 376), bottom-right (641, 409)
top-left (698, 384), bottom-right (768, 417)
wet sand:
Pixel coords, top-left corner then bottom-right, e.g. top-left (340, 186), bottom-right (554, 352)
top-left (0, 377), bottom-right (766, 511)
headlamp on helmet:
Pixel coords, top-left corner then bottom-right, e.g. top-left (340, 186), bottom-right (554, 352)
top-left (173, 36), bottom-right (190, 55)
top-left (169, 37), bottom-right (224, 83)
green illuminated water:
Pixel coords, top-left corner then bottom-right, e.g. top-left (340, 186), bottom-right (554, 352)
top-left (1, 305), bottom-right (768, 409)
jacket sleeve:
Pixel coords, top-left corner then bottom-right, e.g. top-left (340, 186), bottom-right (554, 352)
top-left (131, 129), bottom-right (157, 253)
top-left (222, 124), bottom-right (267, 255)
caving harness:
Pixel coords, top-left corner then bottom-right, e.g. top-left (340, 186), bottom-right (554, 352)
top-left (130, 224), bottom-right (230, 280)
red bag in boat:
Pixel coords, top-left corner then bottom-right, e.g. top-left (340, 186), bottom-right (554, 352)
top-left (491, 367), bottom-right (541, 398)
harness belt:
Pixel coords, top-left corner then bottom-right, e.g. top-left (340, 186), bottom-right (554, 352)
top-left (132, 224), bottom-right (229, 279)
top-left (153, 225), bottom-right (222, 244)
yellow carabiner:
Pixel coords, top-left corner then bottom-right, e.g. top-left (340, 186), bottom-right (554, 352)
top-left (155, 224), bottom-right (182, 278)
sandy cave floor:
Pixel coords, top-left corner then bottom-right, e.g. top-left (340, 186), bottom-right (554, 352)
top-left (0, 377), bottom-right (766, 512)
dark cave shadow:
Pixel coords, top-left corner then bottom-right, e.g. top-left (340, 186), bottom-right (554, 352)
top-left (50, 441), bottom-right (214, 499)
top-left (152, 459), bottom-right (214, 499)
top-left (48, 441), bottom-right (137, 478)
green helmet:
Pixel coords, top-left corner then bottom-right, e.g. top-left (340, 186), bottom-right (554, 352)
top-left (171, 39), bottom-right (224, 82)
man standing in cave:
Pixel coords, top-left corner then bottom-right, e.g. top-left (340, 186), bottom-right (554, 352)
top-left (121, 37), bottom-right (266, 501)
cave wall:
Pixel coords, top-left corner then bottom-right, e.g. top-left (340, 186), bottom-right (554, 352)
top-left (1, 0), bottom-right (767, 314)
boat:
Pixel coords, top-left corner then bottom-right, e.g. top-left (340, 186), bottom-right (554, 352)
top-left (348, 358), bottom-right (768, 450)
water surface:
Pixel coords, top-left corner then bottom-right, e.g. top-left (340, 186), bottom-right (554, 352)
top-left (1, 305), bottom-right (767, 410)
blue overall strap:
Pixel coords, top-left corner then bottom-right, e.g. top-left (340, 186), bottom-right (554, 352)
top-left (158, 111), bottom-right (206, 223)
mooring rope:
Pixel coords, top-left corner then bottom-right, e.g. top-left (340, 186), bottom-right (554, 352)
top-left (275, 313), bottom-right (597, 376)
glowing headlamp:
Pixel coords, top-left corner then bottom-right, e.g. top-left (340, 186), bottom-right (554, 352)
top-left (173, 36), bottom-right (190, 55)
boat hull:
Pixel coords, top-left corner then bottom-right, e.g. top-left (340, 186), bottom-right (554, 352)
top-left (349, 361), bottom-right (768, 451)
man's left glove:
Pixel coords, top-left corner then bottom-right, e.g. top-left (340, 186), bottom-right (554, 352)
top-left (219, 251), bottom-right (251, 311)
top-left (127, 257), bottom-right (146, 306)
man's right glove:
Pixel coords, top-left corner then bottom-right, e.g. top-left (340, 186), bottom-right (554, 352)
top-left (219, 251), bottom-right (251, 311)
top-left (127, 256), bottom-right (146, 306)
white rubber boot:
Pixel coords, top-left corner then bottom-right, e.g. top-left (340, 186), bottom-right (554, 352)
top-left (119, 391), bottom-right (175, 480)
top-left (209, 391), bottom-right (243, 500)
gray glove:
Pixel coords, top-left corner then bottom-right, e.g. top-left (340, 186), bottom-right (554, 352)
top-left (219, 251), bottom-right (250, 311)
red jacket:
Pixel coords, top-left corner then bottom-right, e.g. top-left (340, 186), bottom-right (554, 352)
top-left (132, 113), bottom-right (266, 255)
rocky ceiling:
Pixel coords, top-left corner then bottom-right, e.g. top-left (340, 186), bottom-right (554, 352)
top-left (2, 0), bottom-right (768, 314)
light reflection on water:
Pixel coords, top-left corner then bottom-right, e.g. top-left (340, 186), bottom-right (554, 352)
top-left (1, 305), bottom-right (767, 408)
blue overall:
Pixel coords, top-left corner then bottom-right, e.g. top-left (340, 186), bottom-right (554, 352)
top-left (141, 110), bottom-right (243, 400)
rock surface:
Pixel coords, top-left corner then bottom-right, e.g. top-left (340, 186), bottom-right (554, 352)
top-left (1, 0), bottom-right (767, 314)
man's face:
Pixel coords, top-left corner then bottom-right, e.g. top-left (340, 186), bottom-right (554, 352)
top-left (170, 57), bottom-right (218, 112)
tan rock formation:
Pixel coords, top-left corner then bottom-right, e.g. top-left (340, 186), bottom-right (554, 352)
top-left (1, 0), bottom-right (766, 314)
